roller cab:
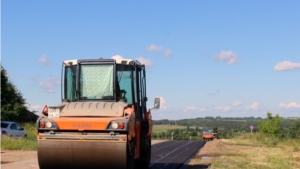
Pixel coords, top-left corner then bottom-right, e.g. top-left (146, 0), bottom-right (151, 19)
top-left (37, 58), bottom-right (160, 169)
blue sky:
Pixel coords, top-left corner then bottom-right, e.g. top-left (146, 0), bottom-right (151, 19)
top-left (2, 1), bottom-right (300, 120)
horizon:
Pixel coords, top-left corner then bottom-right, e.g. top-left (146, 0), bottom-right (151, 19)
top-left (152, 116), bottom-right (300, 121)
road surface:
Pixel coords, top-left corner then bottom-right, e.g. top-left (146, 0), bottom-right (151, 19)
top-left (1, 140), bottom-right (205, 169)
top-left (149, 140), bottom-right (205, 169)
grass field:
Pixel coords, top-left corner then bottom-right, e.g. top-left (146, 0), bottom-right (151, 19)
top-left (210, 134), bottom-right (300, 169)
top-left (152, 125), bottom-right (186, 133)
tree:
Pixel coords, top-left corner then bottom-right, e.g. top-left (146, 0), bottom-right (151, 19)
top-left (152, 133), bottom-right (158, 139)
top-left (288, 120), bottom-right (300, 139)
top-left (212, 126), bottom-right (218, 133)
top-left (258, 112), bottom-right (283, 138)
top-left (1, 65), bottom-right (30, 122)
top-left (191, 131), bottom-right (198, 137)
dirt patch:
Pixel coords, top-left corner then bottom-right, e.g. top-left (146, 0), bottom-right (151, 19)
top-left (187, 139), bottom-right (226, 169)
top-left (0, 151), bottom-right (37, 164)
top-left (186, 139), bottom-right (256, 169)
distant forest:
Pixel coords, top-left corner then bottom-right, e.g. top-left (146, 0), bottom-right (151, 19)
top-left (152, 116), bottom-right (300, 140)
top-left (153, 116), bottom-right (299, 131)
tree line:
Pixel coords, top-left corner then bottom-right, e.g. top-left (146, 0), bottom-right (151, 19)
top-left (153, 113), bottom-right (300, 140)
top-left (152, 126), bottom-right (202, 140)
top-left (1, 65), bottom-right (38, 123)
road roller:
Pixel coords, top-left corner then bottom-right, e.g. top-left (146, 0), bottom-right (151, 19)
top-left (36, 58), bottom-right (160, 169)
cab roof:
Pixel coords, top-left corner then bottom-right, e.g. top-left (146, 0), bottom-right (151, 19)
top-left (63, 58), bottom-right (136, 66)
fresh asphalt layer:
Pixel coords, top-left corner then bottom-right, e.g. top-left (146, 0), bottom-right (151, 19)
top-left (148, 140), bottom-right (206, 169)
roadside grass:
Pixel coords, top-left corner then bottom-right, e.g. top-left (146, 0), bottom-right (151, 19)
top-left (1, 123), bottom-right (37, 150)
top-left (211, 134), bottom-right (300, 169)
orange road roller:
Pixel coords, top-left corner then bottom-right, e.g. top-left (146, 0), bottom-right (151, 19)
top-left (36, 58), bottom-right (160, 169)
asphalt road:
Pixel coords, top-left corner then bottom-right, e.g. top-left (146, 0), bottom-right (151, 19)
top-left (148, 140), bottom-right (205, 169)
top-left (2, 140), bottom-right (205, 169)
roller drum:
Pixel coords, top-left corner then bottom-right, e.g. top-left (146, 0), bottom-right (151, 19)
top-left (38, 140), bottom-right (127, 169)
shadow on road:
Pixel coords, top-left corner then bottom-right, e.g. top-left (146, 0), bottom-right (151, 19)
top-left (184, 164), bottom-right (211, 169)
top-left (135, 162), bottom-right (211, 169)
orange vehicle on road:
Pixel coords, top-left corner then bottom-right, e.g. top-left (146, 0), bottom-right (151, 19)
top-left (36, 58), bottom-right (160, 169)
top-left (202, 130), bottom-right (216, 141)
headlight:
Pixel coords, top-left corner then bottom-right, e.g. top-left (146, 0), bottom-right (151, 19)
top-left (46, 122), bottom-right (52, 128)
top-left (111, 122), bottom-right (118, 129)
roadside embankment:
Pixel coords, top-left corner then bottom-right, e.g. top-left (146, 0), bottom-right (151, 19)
top-left (187, 135), bottom-right (300, 169)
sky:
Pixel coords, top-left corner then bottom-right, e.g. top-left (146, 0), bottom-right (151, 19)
top-left (1, 1), bottom-right (300, 120)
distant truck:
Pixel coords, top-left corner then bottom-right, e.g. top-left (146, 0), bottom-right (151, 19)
top-left (202, 130), bottom-right (217, 141)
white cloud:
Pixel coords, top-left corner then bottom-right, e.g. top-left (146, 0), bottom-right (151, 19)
top-left (146, 44), bottom-right (162, 52)
top-left (39, 76), bottom-right (61, 93)
top-left (215, 106), bottom-right (231, 112)
top-left (136, 57), bottom-right (154, 68)
top-left (185, 106), bottom-right (207, 112)
top-left (26, 104), bottom-right (42, 113)
top-left (187, 106), bottom-right (197, 110)
top-left (248, 102), bottom-right (260, 110)
top-left (111, 55), bottom-right (154, 68)
top-left (215, 50), bottom-right (239, 64)
top-left (232, 101), bottom-right (243, 107)
top-left (223, 106), bottom-right (231, 112)
top-left (164, 49), bottom-right (172, 58)
top-left (111, 55), bottom-right (124, 60)
top-left (279, 102), bottom-right (286, 108)
top-left (38, 55), bottom-right (53, 67)
top-left (274, 61), bottom-right (300, 71)
top-left (146, 44), bottom-right (173, 58)
top-left (279, 102), bottom-right (300, 109)
top-left (158, 96), bottom-right (167, 109)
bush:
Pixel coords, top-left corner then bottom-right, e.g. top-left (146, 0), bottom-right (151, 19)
top-left (258, 112), bottom-right (283, 138)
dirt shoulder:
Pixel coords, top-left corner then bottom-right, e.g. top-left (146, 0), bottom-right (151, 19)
top-left (187, 139), bottom-right (223, 169)
top-left (1, 151), bottom-right (37, 165)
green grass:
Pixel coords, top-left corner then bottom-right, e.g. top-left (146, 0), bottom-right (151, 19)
top-left (239, 133), bottom-right (300, 148)
top-left (211, 134), bottom-right (300, 169)
top-left (1, 123), bottom-right (38, 150)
